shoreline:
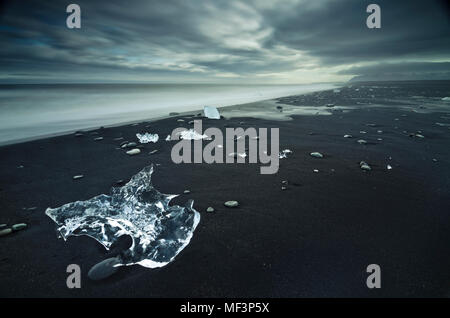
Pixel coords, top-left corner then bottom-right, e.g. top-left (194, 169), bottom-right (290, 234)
top-left (0, 83), bottom-right (340, 147)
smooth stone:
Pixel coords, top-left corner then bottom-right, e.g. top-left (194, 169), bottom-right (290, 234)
top-left (224, 201), bottom-right (239, 208)
top-left (0, 228), bottom-right (12, 237)
top-left (88, 257), bottom-right (121, 281)
top-left (310, 152), bottom-right (323, 158)
top-left (206, 207), bottom-right (214, 213)
top-left (126, 148), bottom-right (141, 155)
top-left (12, 223), bottom-right (27, 231)
top-left (73, 175), bottom-right (84, 180)
top-left (360, 161), bottom-right (372, 171)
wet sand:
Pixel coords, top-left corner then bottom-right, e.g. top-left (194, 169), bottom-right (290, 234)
top-left (0, 80), bottom-right (450, 297)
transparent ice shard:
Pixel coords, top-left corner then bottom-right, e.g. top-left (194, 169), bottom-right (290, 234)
top-left (203, 106), bottom-right (221, 119)
top-left (136, 132), bottom-right (159, 143)
top-left (279, 149), bottom-right (292, 159)
top-left (179, 129), bottom-right (208, 140)
top-left (45, 165), bottom-right (200, 269)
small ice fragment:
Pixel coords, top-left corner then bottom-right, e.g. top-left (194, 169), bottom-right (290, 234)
top-left (357, 139), bottom-right (367, 144)
top-left (179, 129), bottom-right (208, 140)
top-left (136, 133), bottom-right (159, 143)
top-left (387, 164), bottom-right (393, 170)
top-left (206, 207), bottom-right (214, 213)
top-left (149, 149), bottom-right (158, 155)
top-left (310, 152), bottom-right (323, 158)
top-left (415, 134), bottom-right (425, 138)
top-left (203, 106), bottom-right (221, 119)
top-left (279, 149), bottom-right (292, 159)
top-left (333, 89), bottom-right (341, 93)
top-left (94, 137), bottom-right (103, 141)
top-left (73, 175), bottom-right (84, 180)
top-left (360, 131), bottom-right (367, 134)
top-left (442, 97), bottom-right (450, 101)
top-left (359, 161), bottom-right (371, 171)
top-left (344, 134), bottom-right (352, 138)
top-left (46, 165), bottom-right (200, 269)
top-left (165, 135), bottom-right (171, 141)
top-left (377, 130), bottom-right (383, 134)
top-left (126, 148), bottom-right (141, 155)
top-left (313, 169), bottom-right (319, 173)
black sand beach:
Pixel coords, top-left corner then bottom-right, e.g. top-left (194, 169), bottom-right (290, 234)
top-left (1, 81), bottom-right (450, 297)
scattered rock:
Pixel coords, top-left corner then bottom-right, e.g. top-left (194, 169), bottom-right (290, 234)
top-left (0, 228), bottom-right (12, 237)
top-left (149, 149), bottom-right (158, 155)
top-left (281, 186), bottom-right (287, 190)
top-left (183, 189), bottom-right (191, 194)
top-left (281, 180), bottom-right (288, 185)
top-left (88, 257), bottom-right (121, 281)
top-left (432, 158), bottom-right (438, 162)
top-left (357, 139), bottom-right (367, 145)
top-left (93, 137), bottom-right (104, 141)
top-left (121, 142), bottom-right (137, 148)
top-left (73, 175), bottom-right (84, 180)
top-left (206, 207), bottom-right (214, 213)
top-left (224, 201), bottom-right (239, 208)
top-left (313, 169), bottom-right (319, 173)
top-left (310, 152), bottom-right (323, 158)
top-left (344, 134), bottom-right (352, 138)
top-left (387, 165), bottom-right (393, 170)
top-left (12, 223), bottom-right (27, 231)
top-left (17, 165), bottom-right (24, 169)
top-left (359, 161), bottom-right (371, 171)
top-left (126, 148), bottom-right (141, 156)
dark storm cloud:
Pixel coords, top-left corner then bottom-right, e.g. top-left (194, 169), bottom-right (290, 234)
top-left (0, 0), bottom-right (448, 83)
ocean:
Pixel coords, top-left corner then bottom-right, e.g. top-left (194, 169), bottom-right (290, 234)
top-left (0, 83), bottom-right (336, 145)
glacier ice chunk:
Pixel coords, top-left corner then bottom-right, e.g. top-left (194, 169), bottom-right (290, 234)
top-left (179, 129), bottom-right (208, 140)
top-left (279, 149), bottom-right (292, 159)
top-left (136, 132), bottom-right (159, 143)
top-left (203, 106), bottom-right (221, 119)
top-left (45, 165), bottom-right (200, 269)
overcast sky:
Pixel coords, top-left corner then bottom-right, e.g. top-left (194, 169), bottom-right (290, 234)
top-left (0, 0), bottom-right (449, 84)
